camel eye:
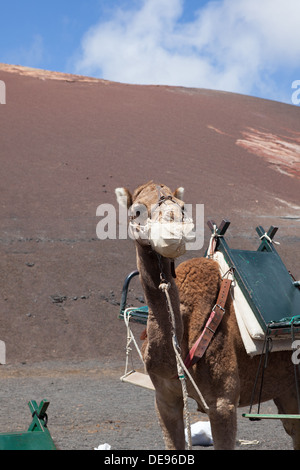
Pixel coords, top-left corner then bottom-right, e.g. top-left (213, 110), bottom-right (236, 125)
top-left (129, 203), bottom-right (147, 223)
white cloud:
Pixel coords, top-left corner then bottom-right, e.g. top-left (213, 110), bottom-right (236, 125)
top-left (75, 0), bottom-right (300, 102)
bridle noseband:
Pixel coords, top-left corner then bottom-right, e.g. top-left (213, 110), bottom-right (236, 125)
top-left (152, 185), bottom-right (184, 220)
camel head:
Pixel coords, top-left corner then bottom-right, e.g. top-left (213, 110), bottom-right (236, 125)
top-left (115, 181), bottom-right (195, 259)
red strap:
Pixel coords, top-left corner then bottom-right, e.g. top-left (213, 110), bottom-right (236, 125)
top-left (184, 278), bottom-right (232, 369)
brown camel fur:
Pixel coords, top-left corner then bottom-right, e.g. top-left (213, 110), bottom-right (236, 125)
top-left (116, 181), bottom-right (300, 450)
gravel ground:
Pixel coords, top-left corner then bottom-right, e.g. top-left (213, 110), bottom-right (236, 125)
top-left (0, 359), bottom-right (294, 451)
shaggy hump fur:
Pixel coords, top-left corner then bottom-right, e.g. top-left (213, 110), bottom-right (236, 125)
top-left (175, 257), bottom-right (222, 347)
top-left (176, 258), bottom-right (221, 308)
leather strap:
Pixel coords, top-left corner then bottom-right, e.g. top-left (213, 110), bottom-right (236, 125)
top-left (184, 278), bottom-right (232, 369)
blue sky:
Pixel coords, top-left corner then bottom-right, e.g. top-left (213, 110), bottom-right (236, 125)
top-left (1, 0), bottom-right (300, 104)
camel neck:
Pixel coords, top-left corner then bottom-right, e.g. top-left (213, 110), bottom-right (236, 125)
top-left (135, 244), bottom-right (183, 340)
top-left (136, 244), bottom-right (174, 292)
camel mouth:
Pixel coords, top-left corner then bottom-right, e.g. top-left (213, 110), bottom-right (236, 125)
top-left (115, 183), bottom-right (204, 255)
top-left (129, 204), bottom-right (195, 258)
top-left (126, 184), bottom-right (196, 258)
top-left (148, 218), bottom-right (195, 258)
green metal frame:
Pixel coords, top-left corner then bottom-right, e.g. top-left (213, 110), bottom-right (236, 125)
top-left (0, 400), bottom-right (56, 450)
top-left (119, 220), bottom-right (300, 421)
top-left (207, 219), bottom-right (300, 336)
top-left (206, 220), bottom-right (300, 421)
top-left (243, 413), bottom-right (300, 420)
top-left (119, 270), bottom-right (148, 324)
top-left (119, 221), bottom-right (300, 335)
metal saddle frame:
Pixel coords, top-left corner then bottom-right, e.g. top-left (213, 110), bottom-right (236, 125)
top-left (119, 219), bottom-right (300, 419)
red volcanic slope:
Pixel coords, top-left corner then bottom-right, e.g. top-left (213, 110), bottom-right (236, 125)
top-left (0, 64), bottom-right (299, 364)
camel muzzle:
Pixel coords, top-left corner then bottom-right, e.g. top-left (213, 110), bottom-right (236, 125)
top-left (129, 216), bottom-right (195, 258)
top-left (148, 218), bottom-right (195, 258)
top-left (128, 188), bottom-right (195, 258)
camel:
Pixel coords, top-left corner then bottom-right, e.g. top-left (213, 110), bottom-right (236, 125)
top-left (115, 181), bottom-right (300, 450)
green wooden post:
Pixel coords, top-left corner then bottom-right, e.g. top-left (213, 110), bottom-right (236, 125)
top-left (0, 400), bottom-right (56, 450)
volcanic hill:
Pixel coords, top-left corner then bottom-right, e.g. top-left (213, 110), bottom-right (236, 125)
top-left (0, 64), bottom-right (299, 364)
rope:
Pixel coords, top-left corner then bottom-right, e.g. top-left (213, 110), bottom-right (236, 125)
top-left (121, 257), bottom-right (209, 449)
top-left (122, 308), bottom-right (144, 377)
top-left (159, 281), bottom-right (209, 450)
top-left (248, 326), bottom-right (273, 418)
top-left (260, 232), bottom-right (280, 245)
top-left (206, 224), bottom-right (223, 258)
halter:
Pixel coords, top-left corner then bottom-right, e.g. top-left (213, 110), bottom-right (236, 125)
top-left (152, 185), bottom-right (184, 219)
top-left (128, 184), bottom-right (194, 260)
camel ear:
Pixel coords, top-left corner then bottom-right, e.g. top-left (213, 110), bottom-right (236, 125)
top-left (115, 187), bottom-right (133, 209)
top-left (174, 187), bottom-right (184, 200)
